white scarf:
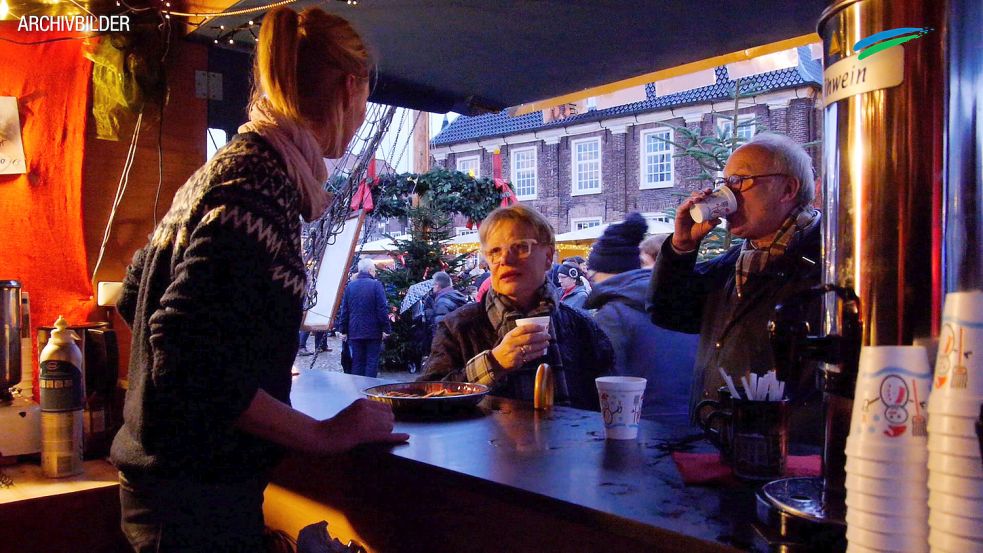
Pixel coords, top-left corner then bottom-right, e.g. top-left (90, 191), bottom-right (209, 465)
top-left (238, 98), bottom-right (330, 221)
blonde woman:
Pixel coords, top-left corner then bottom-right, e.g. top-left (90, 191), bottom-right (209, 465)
top-left (111, 8), bottom-right (407, 551)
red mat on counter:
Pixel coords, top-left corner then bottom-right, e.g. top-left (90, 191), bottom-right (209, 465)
top-left (671, 452), bottom-right (821, 486)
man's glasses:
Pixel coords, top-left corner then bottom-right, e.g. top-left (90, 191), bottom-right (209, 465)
top-left (484, 238), bottom-right (539, 265)
top-left (710, 173), bottom-right (789, 193)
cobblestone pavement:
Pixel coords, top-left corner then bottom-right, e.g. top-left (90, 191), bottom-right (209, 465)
top-left (294, 334), bottom-right (418, 383)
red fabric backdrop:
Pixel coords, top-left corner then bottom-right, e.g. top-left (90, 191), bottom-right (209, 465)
top-left (0, 24), bottom-right (96, 395)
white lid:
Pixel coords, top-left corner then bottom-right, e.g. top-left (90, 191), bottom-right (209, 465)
top-left (48, 315), bottom-right (80, 346)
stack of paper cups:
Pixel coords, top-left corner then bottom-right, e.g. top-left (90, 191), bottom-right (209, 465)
top-left (927, 291), bottom-right (983, 552)
top-left (845, 346), bottom-right (932, 553)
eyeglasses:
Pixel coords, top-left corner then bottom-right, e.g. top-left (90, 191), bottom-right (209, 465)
top-left (710, 173), bottom-right (789, 193)
top-left (483, 239), bottom-right (539, 265)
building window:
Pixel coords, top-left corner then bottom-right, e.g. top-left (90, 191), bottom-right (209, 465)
top-left (206, 128), bottom-right (227, 160)
top-left (570, 217), bottom-right (603, 231)
top-left (571, 137), bottom-right (601, 196)
top-left (456, 155), bottom-right (481, 178)
top-left (639, 128), bottom-right (675, 189)
top-left (510, 146), bottom-right (538, 200)
top-left (717, 114), bottom-right (756, 144)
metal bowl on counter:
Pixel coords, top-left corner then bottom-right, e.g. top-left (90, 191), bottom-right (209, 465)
top-left (363, 381), bottom-right (490, 415)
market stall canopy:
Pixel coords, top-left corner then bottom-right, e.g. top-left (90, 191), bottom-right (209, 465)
top-left (192, 0), bottom-right (826, 114)
top-left (359, 231), bottom-right (480, 254)
top-left (555, 220), bottom-right (674, 244)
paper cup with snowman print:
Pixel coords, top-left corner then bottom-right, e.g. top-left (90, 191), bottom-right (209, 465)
top-left (933, 290), bottom-right (983, 395)
top-left (848, 346), bottom-right (933, 446)
top-left (595, 377), bottom-right (646, 440)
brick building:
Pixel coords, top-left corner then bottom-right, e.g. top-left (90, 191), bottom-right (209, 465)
top-left (429, 48), bottom-right (823, 234)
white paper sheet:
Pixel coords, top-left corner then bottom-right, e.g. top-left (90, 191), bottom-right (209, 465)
top-left (0, 96), bottom-right (27, 175)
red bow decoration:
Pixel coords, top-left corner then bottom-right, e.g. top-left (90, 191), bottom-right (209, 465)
top-left (493, 151), bottom-right (516, 208)
top-left (351, 158), bottom-right (377, 212)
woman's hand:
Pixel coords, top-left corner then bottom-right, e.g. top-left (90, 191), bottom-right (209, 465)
top-left (308, 399), bottom-right (409, 455)
top-left (491, 324), bottom-right (550, 371)
top-left (672, 188), bottom-right (721, 252)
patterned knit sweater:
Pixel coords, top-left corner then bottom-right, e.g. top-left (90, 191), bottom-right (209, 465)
top-left (110, 133), bottom-right (307, 482)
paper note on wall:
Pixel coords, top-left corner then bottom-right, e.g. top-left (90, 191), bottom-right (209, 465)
top-left (0, 96), bottom-right (27, 175)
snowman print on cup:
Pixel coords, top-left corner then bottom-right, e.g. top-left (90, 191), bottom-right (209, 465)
top-left (880, 375), bottom-right (910, 438)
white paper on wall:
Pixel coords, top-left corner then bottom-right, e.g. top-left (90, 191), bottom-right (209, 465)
top-left (0, 96), bottom-right (27, 175)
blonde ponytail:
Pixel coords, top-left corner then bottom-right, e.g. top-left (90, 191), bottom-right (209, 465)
top-left (253, 6), bottom-right (302, 121)
top-left (251, 6), bottom-right (370, 145)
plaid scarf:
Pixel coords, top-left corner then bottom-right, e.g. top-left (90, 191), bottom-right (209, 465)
top-left (485, 281), bottom-right (557, 340)
top-left (735, 206), bottom-right (819, 298)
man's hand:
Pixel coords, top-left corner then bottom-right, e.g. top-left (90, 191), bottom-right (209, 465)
top-left (672, 188), bottom-right (723, 252)
top-left (491, 324), bottom-right (550, 371)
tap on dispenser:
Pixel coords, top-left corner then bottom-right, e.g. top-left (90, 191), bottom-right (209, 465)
top-left (754, 284), bottom-right (861, 549)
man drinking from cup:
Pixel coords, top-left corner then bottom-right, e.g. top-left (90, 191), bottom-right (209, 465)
top-left (648, 132), bottom-right (823, 442)
top-left (422, 205), bottom-right (614, 410)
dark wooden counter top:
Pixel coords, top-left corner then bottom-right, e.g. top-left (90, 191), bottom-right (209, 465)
top-left (271, 371), bottom-right (759, 552)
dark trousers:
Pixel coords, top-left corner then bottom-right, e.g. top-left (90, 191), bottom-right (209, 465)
top-left (299, 330), bottom-right (328, 350)
top-left (119, 471), bottom-right (267, 553)
top-left (349, 338), bottom-right (382, 378)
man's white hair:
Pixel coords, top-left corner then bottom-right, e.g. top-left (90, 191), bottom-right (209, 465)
top-left (357, 258), bottom-right (375, 273)
top-left (745, 132), bottom-right (816, 206)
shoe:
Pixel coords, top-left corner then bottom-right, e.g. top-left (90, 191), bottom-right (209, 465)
top-left (316, 347), bottom-right (332, 353)
top-left (298, 348), bottom-right (313, 357)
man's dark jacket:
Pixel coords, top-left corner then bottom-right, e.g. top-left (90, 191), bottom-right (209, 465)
top-left (587, 269), bottom-right (697, 418)
top-left (337, 272), bottom-right (392, 340)
top-left (647, 220), bottom-right (823, 442)
top-left (432, 288), bottom-right (470, 326)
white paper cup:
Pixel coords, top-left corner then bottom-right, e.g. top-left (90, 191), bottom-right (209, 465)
top-left (846, 489), bottom-right (929, 518)
top-left (928, 432), bottom-right (982, 458)
top-left (928, 451), bottom-right (983, 479)
top-left (845, 456), bottom-right (927, 480)
top-left (845, 436), bottom-right (929, 464)
top-left (928, 392), bottom-right (983, 418)
top-left (929, 508), bottom-right (983, 539)
top-left (595, 377), bottom-right (646, 440)
top-left (929, 527), bottom-right (983, 552)
top-left (689, 185), bottom-right (737, 223)
top-left (849, 346), bottom-right (933, 445)
top-left (928, 471), bottom-right (983, 499)
top-left (846, 523), bottom-right (929, 552)
top-left (845, 472), bottom-right (928, 499)
top-left (846, 507), bottom-right (928, 536)
top-left (928, 489), bottom-right (983, 516)
top-left (515, 316), bottom-right (551, 330)
top-left (934, 291), bottom-right (983, 395)
top-left (928, 412), bottom-right (981, 437)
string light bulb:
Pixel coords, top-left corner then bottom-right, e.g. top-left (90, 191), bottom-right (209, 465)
top-left (228, 38), bottom-right (234, 44)
top-left (248, 20), bottom-right (254, 25)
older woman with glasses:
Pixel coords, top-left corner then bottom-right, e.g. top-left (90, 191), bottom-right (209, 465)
top-left (421, 205), bottom-right (614, 410)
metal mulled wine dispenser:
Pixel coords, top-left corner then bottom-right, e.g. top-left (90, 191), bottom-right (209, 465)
top-left (755, 0), bottom-right (946, 549)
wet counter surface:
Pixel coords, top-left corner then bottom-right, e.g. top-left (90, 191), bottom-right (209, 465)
top-left (277, 370), bottom-right (758, 552)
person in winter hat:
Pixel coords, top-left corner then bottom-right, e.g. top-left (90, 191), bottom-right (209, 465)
top-left (555, 262), bottom-right (589, 310)
top-left (586, 213), bottom-right (697, 418)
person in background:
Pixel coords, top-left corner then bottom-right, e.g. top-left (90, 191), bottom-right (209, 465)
top-left (639, 233), bottom-right (669, 269)
top-left (555, 262), bottom-right (589, 310)
top-left (111, 8), bottom-right (407, 552)
top-left (585, 213), bottom-right (697, 419)
top-left (337, 258), bottom-right (392, 378)
top-left (430, 271), bottom-right (470, 328)
top-left (474, 259), bottom-right (491, 289)
top-left (648, 132), bottom-right (822, 442)
top-left (422, 205), bottom-right (613, 410)
top-left (562, 255), bottom-right (591, 294)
